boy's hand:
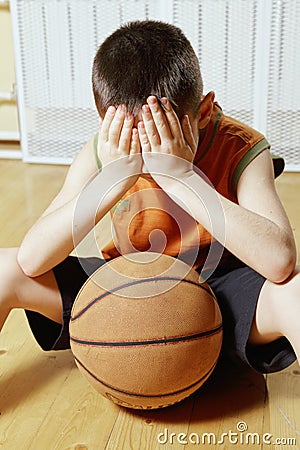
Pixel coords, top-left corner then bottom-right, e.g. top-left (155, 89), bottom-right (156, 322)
top-left (138, 96), bottom-right (197, 186)
top-left (98, 105), bottom-right (142, 189)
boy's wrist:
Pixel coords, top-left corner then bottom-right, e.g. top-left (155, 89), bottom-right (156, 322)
top-left (143, 152), bottom-right (195, 189)
top-left (150, 167), bottom-right (196, 193)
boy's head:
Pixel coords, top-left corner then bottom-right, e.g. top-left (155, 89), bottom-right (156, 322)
top-left (92, 20), bottom-right (203, 119)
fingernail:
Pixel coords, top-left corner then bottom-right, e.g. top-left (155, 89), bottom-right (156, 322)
top-left (147, 96), bottom-right (156, 105)
top-left (107, 105), bottom-right (115, 114)
top-left (160, 97), bottom-right (170, 110)
top-left (142, 104), bottom-right (150, 114)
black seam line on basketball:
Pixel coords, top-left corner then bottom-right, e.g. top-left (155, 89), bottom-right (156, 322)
top-left (71, 276), bottom-right (215, 321)
top-left (74, 355), bottom-right (217, 399)
top-left (70, 324), bottom-right (222, 347)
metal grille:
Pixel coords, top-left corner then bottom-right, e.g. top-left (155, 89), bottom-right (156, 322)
top-left (11, 0), bottom-right (168, 164)
top-left (173, 0), bottom-right (257, 126)
top-left (10, 0), bottom-right (300, 169)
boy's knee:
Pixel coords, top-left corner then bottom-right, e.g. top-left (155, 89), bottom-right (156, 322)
top-left (270, 266), bottom-right (300, 302)
top-left (254, 268), bottom-right (300, 338)
top-left (0, 248), bottom-right (24, 304)
top-left (267, 267), bottom-right (300, 333)
top-left (283, 267), bottom-right (300, 301)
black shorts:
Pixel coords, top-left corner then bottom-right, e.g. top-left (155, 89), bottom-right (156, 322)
top-left (25, 256), bottom-right (296, 374)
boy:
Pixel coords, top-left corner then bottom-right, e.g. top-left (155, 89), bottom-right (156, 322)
top-left (0, 20), bottom-right (299, 374)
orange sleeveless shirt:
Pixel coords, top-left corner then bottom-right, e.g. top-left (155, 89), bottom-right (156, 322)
top-left (94, 103), bottom-right (284, 272)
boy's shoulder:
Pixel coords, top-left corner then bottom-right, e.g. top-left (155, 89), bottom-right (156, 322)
top-left (195, 102), bottom-right (267, 165)
top-left (194, 102), bottom-right (284, 199)
top-left (58, 136), bottom-right (99, 198)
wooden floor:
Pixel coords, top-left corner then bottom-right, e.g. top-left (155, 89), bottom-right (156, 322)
top-left (0, 160), bottom-right (299, 450)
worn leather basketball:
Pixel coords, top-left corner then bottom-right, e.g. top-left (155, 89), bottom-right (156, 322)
top-left (69, 252), bottom-right (222, 409)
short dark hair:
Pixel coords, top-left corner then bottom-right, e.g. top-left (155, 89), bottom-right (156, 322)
top-left (92, 20), bottom-right (203, 118)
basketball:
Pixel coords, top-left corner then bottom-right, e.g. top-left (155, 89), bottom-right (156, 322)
top-left (69, 252), bottom-right (222, 409)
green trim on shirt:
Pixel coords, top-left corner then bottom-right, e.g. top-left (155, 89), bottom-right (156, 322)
top-left (93, 133), bottom-right (102, 172)
top-left (231, 138), bottom-right (270, 194)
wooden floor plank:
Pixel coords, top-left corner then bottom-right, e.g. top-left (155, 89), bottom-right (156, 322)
top-left (0, 311), bottom-right (71, 448)
top-left (105, 395), bottom-right (196, 450)
top-left (264, 363), bottom-right (300, 449)
top-left (183, 361), bottom-right (266, 450)
top-left (0, 311), bottom-right (120, 450)
top-left (0, 161), bottom-right (299, 449)
top-left (30, 364), bottom-right (120, 450)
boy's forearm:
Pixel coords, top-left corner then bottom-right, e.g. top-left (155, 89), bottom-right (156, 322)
top-left (17, 198), bottom-right (77, 277)
top-left (17, 168), bottom-right (129, 277)
top-left (164, 172), bottom-right (296, 282)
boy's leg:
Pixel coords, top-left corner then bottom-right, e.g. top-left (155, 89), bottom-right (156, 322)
top-left (0, 248), bottom-right (62, 332)
top-left (249, 266), bottom-right (300, 363)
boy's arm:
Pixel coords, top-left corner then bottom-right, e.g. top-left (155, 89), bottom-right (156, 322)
top-left (18, 107), bottom-right (141, 277)
top-left (17, 138), bottom-right (99, 277)
top-left (139, 97), bottom-right (296, 283)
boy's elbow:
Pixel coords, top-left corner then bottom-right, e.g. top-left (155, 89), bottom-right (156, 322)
top-left (269, 243), bottom-right (297, 283)
top-left (17, 248), bottom-right (40, 277)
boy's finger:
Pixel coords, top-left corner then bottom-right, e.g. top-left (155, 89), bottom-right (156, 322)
top-left (146, 96), bottom-right (171, 141)
top-left (119, 114), bottom-right (134, 153)
top-left (141, 104), bottom-right (161, 147)
top-left (100, 106), bottom-right (116, 141)
top-left (138, 121), bottom-right (151, 153)
top-left (159, 97), bottom-right (184, 141)
top-left (108, 105), bottom-right (126, 145)
top-left (130, 128), bottom-right (141, 154)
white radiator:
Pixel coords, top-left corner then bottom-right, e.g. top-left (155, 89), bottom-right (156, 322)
top-left (10, 0), bottom-right (300, 170)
